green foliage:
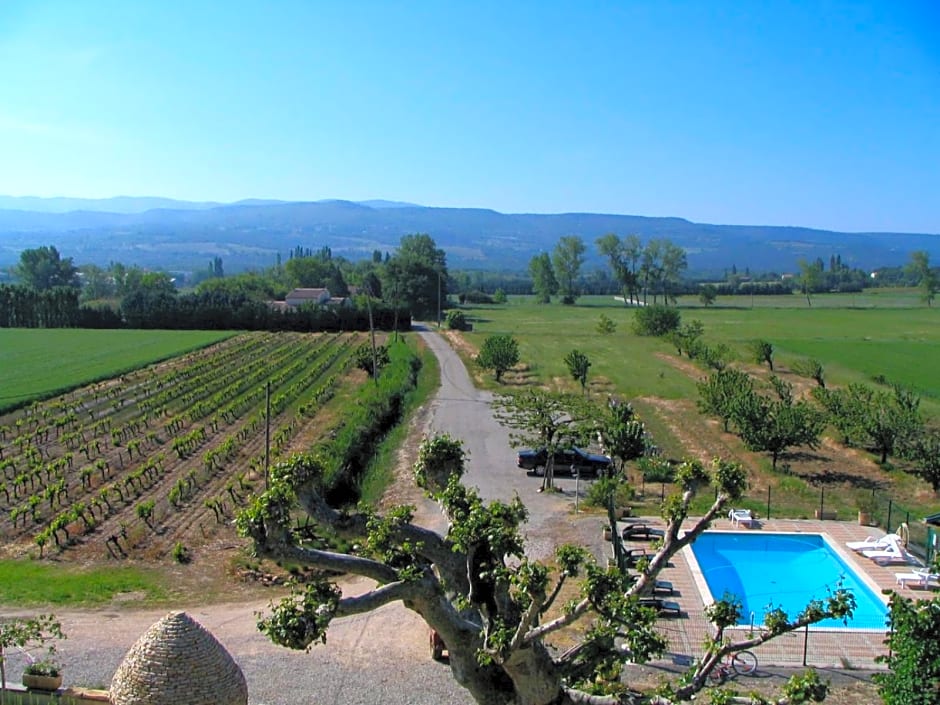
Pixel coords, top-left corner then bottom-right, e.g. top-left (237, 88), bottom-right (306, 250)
top-left (584, 475), bottom-right (634, 509)
top-left (632, 305), bottom-right (681, 337)
top-left (596, 313), bottom-right (616, 335)
top-left (698, 284), bottom-right (718, 307)
top-left (563, 349), bottom-right (591, 393)
top-left (667, 319), bottom-right (704, 357)
top-left (638, 456), bottom-right (675, 483)
top-left (599, 401), bottom-right (647, 471)
top-left (781, 669), bottom-right (829, 703)
top-left (697, 368), bottom-right (753, 433)
top-left (382, 233), bottom-right (448, 318)
top-left (413, 433), bottom-right (467, 494)
top-left (552, 235), bottom-right (586, 303)
top-left (528, 252), bottom-right (558, 304)
top-left (476, 334), bottom-right (520, 382)
top-left (730, 378), bottom-right (825, 470)
top-left (704, 593), bottom-right (742, 632)
top-left (492, 289), bottom-right (507, 304)
top-left (814, 382), bottom-right (923, 463)
top-left (23, 658), bottom-right (61, 677)
top-left (750, 339), bottom-right (774, 370)
top-left (353, 341), bottom-right (391, 376)
top-left (171, 541), bottom-right (191, 564)
top-left (0, 613), bottom-right (65, 692)
top-left (792, 358), bottom-right (825, 387)
top-left (907, 250), bottom-right (937, 307)
top-left (15, 246), bottom-right (79, 290)
top-left (258, 578), bottom-right (342, 651)
top-left (313, 340), bottom-right (421, 489)
top-left (875, 593), bottom-right (940, 705)
top-left (445, 309), bottom-right (468, 330)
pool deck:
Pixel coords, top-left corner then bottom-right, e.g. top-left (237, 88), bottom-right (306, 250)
top-left (621, 517), bottom-right (931, 670)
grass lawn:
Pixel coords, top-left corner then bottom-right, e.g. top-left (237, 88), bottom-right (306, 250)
top-left (0, 559), bottom-right (166, 606)
top-left (0, 328), bottom-right (234, 412)
top-left (460, 294), bottom-right (940, 413)
top-left (455, 293), bottom-right (940, 520)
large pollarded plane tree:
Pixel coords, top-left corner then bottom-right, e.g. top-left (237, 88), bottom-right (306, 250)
top-left (238, 436), bottom-right (853, 705)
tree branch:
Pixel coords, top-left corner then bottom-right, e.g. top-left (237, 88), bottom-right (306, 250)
top-left (522, 597), bottom-right (591, 643)
top-left (279, 545), bottom-right (401, 584)
top-left (334, 580), bottom-right (418, 618)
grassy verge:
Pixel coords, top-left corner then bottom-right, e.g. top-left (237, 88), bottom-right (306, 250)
top-left (358, 334), bottom-right (441, 504)
top-left (0, 560), bottom-right (166, 606)
top-left (0, 328), bottom-right (235, 412)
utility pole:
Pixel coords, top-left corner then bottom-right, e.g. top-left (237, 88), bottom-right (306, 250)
top-left (365, 283), bottom-right (379, 384)
top-left (437, 270), bottom-right (442, 328)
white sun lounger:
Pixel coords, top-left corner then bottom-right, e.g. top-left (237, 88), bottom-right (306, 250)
top-left (895, 571), bottom-right (940, 589)
top-left (728, 509), bottom-right (757, 528)
top-left (846, 534), bottom-right (897, 552)
top-left (862, 535), bottom-right (915, 566)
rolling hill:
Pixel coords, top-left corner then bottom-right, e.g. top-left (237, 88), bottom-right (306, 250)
top-left (0, 196), bottom-right (937, 275)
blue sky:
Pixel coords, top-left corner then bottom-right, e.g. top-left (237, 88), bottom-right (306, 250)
top-left (1, 1), bottom-right (938, 232)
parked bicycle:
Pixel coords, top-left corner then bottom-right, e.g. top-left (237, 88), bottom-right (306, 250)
top-left (707, 649), bottom-right (758, 684)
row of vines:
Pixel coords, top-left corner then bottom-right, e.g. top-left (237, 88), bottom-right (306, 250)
top-left (0, 330), bottom-right (363, 561)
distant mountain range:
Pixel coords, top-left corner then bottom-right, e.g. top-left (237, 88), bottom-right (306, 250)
top-left (0, 195), bottom-right (937, 275)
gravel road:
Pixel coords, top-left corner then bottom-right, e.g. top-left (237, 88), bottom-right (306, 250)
top-left (2, 327), bottom-right (600, 704)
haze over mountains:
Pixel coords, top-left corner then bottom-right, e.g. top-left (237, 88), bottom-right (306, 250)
top-left (0, 195), bottom-right (937, 276)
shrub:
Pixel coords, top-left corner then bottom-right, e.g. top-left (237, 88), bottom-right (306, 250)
top-left (492, 289), bottom-right (507, 304)
top-left (445, 310), bottom-right (468, 331)
top-left (461, 290), bottom-right (493, 304)
top-left (632, 305), bottom-right (681, 336)
top-left (596, 314), bottom-right (616, 335)
top-left (584, 475), bottom-right (634, 509)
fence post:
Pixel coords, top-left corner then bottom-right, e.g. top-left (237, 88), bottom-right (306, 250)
top-left (766, 486), bottom-right (771, 521)
top-left (819, 486), bottom-right (825, 518)
top-left (802, 624), bottom-right (809, 667)
top-left (887, 500), bottom-right (893, 533)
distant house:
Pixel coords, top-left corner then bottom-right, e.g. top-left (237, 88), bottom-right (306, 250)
top-left (285, 288), bottom-right (331, 307)
top-left (328, 296), bottom-right (353, 308)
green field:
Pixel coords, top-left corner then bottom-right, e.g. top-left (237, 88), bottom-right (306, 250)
top-left (0, 328), bottom-right (234, 412)
top-left (459, 294), bottom-right (940, 413)
top-left (0, 559), bottom-right (165, 605)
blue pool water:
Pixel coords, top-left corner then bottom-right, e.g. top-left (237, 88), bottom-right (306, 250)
top-left (689, 532), bottom-right (888, 629)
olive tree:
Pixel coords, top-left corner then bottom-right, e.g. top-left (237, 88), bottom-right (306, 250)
top-left (238, 446), bottom-right (851, 705)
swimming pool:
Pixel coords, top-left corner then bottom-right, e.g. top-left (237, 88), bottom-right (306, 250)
top-left (688, 532), bottom-right (888, 629)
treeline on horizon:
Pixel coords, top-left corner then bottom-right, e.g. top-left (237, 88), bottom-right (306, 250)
top-left (0, 283), bottom-right (410, 331)
top-left (2, 233), bottom-right (937, 331)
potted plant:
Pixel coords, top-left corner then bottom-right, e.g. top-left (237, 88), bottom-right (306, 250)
top-left (0, 614), bottom-right (65, 703)
top-left (856, 493), bottom-right (877, 526)
top-left (22, 658), bottom-right (62, 691)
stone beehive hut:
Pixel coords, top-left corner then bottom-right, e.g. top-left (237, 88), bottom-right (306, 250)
top-left (110, 611), bottom-right (248, 705)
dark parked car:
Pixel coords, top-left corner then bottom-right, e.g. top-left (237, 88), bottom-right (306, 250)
top-left (516, 447), bottom-right (613, 477)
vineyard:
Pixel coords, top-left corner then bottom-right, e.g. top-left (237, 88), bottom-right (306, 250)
top-left (0, 330), bottom-right (367, 566)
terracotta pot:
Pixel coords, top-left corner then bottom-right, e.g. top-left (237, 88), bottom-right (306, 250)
top-left (22, 673), bottom-right (63, 691)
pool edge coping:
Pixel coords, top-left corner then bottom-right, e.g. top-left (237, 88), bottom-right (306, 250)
top-left (680, 528), bottom-right (890, 633)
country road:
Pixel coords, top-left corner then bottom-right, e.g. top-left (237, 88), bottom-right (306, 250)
top-left (2, 328), bottom-right (600, 705)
